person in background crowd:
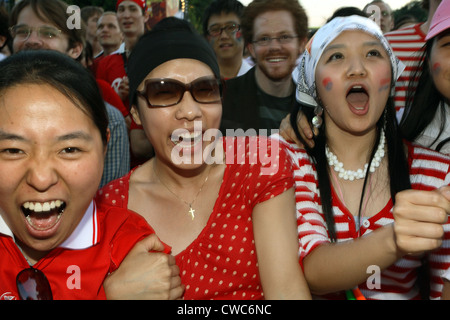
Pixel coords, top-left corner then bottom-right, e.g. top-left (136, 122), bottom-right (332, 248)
top-left (281, 15), bottom-right (450, 300)
top-left (394, 14), bottom-right (419, 30)
top-left (82, 43), bottom-right (130, 188)
top-left (327, 6), bottom-right (367, 23)
top-left (95, 0), bottom-right (147, 105)
top-left (9, 0), bottom-right (130, 187)
top-left (0, 6), bottom-right (12, 61)
top-left (95, 0), bottom-right (152, 168)
top-left (385, 0), bottom-right (442, 119)
top-left (220, 0), bottom-right (308, 134)
top-left (400, 0), bottom-right (450, 155)
top-left (91, 12), bottom-right (126, 115)
top-left (10, 0), bottom-right (84, 60)
top-left (203, 0), bottom-right (252, 80)
top-left (97, 17), bottom-right (311, 300)
top-left (80, 6), bottom-right (104, 58)
top-left (96, 12), bottom-right (124, 59)
top-left (363, 0), bottom-right (394, 33)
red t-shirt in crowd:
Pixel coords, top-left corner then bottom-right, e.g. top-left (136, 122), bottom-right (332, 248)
top-left (95, 53), bottom-right (129, 107)
top-left (0, 200), bottom-right (164, 300)
top-left (96, 136), bottom-right (295, 299)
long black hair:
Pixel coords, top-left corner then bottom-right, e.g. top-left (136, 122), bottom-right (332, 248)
top-left (290, 96), bottom-right (411, 242)
top-left (400, 38), bottom-right (450, 153)
top-left (289, 78), bottom-right (435, 299)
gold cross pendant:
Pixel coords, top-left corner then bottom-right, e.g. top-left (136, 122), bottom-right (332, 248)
top-left (188, 206), bottom-right (195, 220)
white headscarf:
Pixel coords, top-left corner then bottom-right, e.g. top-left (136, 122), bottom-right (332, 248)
top-left (295, 15), bottom-right (405, 108)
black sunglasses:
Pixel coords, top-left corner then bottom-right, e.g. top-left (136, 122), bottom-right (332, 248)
top-left (16, 267), bottom-right (53, 300)
top-left (136, 76), bottom-right (223, 108)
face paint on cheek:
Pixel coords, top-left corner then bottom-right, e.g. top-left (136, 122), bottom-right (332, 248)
top-left (322, 77), bottom-right (333, 91)
top-left (432, 63), bottom-right (442, 75)
top-left (379, 78), bottom-right (391, 92)
top-left (208, 36), bottom-right (217, 46)
top-left (235, 30), bottom-right (243, 43)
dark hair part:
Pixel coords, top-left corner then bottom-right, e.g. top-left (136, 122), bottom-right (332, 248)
top-left (290, 97), bottom-right (410, 241)
top-left (0, 6), bottom-right (12, 52)
top-left (327, 7), bottom-right (368, 22)
top-left (80, 5), bottom-right (104, 23)
top-left (10, 0), bottom-right (86, 59)
top-left (202, 0), bottom-right (245, 36)
top-left (0, 50), bottom-right (108, 145)
top-left (240, 0), bottom-right (308, 46)
top-left (363, 0), bottom-right (392, 13)
top-left (400, 39), bottom-right (450, 152)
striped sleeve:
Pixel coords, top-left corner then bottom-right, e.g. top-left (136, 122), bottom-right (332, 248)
top-left (408, 144), bottom-right (450, 299)
top-left (385, 24), bottom-right (426, 119)
top-left (275, 137), bottom-right (330, 267)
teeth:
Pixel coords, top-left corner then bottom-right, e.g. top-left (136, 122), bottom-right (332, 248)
top-left (172, 131), bottom-right (202, 144)
top-left (43, 202), bottom-right (50, 211)
top-left (181, 132), bottom-right (201, 139)
top-left (268, 58), bottom-right (284, 62)
top-left (35, 203), bottom-right (43, 212)
top-left (22, 200), bottom-right (65, 214)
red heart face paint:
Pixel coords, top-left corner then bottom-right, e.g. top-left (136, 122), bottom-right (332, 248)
top-left (379, 78), bottom-right (391, 92)
top-left (322, 77), bottom-right (333, 91)
top-left (235, 30), bottom-right (243, 44)
top-left (432, 63), bottom-right (442, 75)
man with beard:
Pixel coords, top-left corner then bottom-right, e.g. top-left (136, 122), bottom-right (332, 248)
top-left (220, 0), bottom-right (308, 134)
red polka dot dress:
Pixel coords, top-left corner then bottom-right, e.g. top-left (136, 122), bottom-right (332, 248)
top-left (96, 136), bottom-right (294, 299)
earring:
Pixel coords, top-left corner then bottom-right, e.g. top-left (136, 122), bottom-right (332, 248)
top-left (312, 105), bottom-right (323, 128)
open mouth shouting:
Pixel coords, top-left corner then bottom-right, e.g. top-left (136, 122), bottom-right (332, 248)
top-left (22, 200), bottom-right (66, 233)
top-left (346, 85), bottom-right (369, 114)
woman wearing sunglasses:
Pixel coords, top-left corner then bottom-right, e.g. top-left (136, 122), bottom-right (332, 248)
top-left (0, 50), bottom-right (180, 300)
top-left (97, 17), bottom-right (311, 300)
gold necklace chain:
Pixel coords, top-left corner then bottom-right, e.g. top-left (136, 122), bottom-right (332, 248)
top-left (152, 162), bottom-right (211, 220)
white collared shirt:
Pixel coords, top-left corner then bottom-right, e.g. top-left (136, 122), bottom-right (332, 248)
top-left (0, 200), bottom-right (99, 250)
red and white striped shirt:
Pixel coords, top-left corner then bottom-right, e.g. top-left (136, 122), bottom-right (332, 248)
top-left (278, 136), bottom-right (450, 300)
top-left (385, 23), bottom-right (427, 120)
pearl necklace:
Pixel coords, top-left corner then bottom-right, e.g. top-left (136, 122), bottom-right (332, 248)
top-left (325, 130), bottom-right (386, 181)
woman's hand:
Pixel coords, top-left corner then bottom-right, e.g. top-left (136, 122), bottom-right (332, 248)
top-left (393, 187), bottom-right (450, 256)
top-left (279, 113), bottom-right (315, 148)
top-left (118, 76), bottom-right (129, 102)
top-left (104, 234), bottom-right (185, 300)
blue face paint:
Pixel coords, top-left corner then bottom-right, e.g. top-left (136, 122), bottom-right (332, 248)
top-left (379, 78), bottom-right (390, 92)
top-left (322, 77), bottom-right (333, 91)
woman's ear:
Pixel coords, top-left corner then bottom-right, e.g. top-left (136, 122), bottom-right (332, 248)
top-left (68, 42), bottom-right (84, 60)
top-left (130, 105), bottom-right (142, 126)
